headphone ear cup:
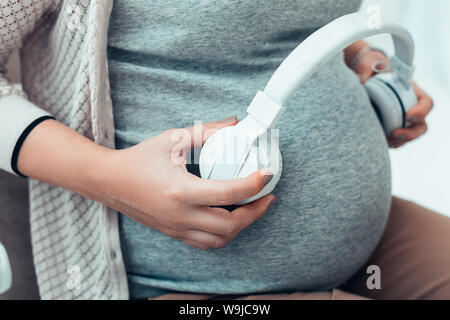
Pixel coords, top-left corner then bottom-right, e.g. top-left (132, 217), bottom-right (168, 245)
top-left (199, 126), bottom-right (238, 181)
top-left (234, 132), bottom-right (282, 205)
top-left (199, 124), bottom-right (282, 205)
top-left (364, 75), bottom-right (404, 136)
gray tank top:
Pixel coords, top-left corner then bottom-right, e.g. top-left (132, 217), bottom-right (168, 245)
top-left (108, 0), bottom-right (391, 299)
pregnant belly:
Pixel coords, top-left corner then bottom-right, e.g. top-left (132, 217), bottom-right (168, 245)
top-left (119, 62), bottom-right (392, 295)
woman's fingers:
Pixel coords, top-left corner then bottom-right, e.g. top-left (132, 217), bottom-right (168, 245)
top-left (181, 239), bottom-right (212, 251)
top-left (167, 116), bottom-right (238, 150)
top-left (184, 195), bottom-right (276, 239)
top-left (226, 194), bottom-right (277, 235)
top-left (354, 50), bottom-right (390, 84)
top-left (181, 206), bottom-right (237, 237)
top-left (162, 227), bottom-right (217, 250)
top-left (192, 116), bottom-right (239, 147)
top-left (165, 116), bottom-right (238, 166)
top-left (173, 194), bottom-right (276, 250)
top-left (387, 84), bottom-right (432, 148)
top-left (356, 64), bottom-right (375, 84)
top-left (404, 83), bottom-right (434, 126)
top-left (182, 229), bottom-right (230, 249)
top-left (388, 121), bottom-right (428, 148)
top-left (182, 170), bottom-right (274, 206)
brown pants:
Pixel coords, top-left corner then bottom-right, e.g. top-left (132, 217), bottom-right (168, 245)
top-left (153, 197), bottom-right (450, 300)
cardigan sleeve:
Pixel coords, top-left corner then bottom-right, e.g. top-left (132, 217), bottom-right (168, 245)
top-left (0, 0), bottom-right (60, 176)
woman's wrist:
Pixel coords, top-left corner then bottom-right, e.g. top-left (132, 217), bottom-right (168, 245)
top-left (17, 118), bottom-right (115, 201)
top-left (75, 141), bottom-right (117, 202)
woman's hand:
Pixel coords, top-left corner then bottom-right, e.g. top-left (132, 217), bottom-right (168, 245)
top-left (345, 41), bottom-right (434, 148)
top-left (387, 84), bottom-right (433, 148)
top-left (94, 117), bottom-right (276, 250)
top-left (18, 117), bottom-right (276, 251)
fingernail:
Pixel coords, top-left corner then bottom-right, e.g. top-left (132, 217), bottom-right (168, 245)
top-left (219, 116), bottom-right (238, 124)
top-left (406, 115), bottom-right (420, 128)
top-left (268, 197), bottom-right (277, 208)
top-left (262, 172), bottom-right (274, 186)
top-left (390, 135), bottom-right (406, 146)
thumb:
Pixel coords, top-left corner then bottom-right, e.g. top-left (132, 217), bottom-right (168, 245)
top-left (356, 68), bottom-right (374, 84)
top-left (359, 72), bottom-right (373, 84)
top-left (183, 169), bottom-right (274, 206)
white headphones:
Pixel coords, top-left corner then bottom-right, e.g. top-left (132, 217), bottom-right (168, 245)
top-left (0, 242), bottom-right (12, 294)
top-left (200, 12), bottom-right (417, 204)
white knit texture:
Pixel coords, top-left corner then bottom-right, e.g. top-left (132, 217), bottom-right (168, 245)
top-left (0, 0), bottom-right (129, 299)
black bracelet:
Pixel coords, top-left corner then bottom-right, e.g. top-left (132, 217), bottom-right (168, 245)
top-left (11, 116), bottom-right (55, 178)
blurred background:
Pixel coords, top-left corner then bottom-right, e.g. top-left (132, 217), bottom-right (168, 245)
top-left (1, 0), bottom-right (449, 299)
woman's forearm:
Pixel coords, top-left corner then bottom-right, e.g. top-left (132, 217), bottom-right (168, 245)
top-left (14, 117), bottom-right (275, 251)
top-left (16, 119), bottom-right (111, 200)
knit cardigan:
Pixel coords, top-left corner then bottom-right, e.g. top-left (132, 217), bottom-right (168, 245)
top-left (0, 0), bottom-right (129, 299)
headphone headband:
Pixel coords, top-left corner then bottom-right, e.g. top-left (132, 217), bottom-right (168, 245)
top-left (200, 12), bottom-right (417, 204)
top-left (249, 12), bottom-right (415, 125)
